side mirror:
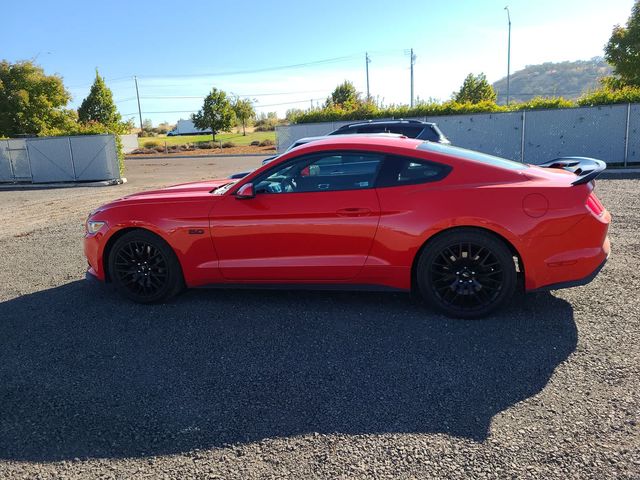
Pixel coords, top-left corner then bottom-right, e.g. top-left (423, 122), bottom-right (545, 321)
top-left (235, 183), bottom-right (255, 199)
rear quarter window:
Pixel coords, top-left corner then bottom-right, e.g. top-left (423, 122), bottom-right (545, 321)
top-left (418, 142), bottom-right (526, 170)
top-left (376, 155), bottom-right (452, 187)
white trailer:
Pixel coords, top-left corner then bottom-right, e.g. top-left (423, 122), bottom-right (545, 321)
top-left (167, 119), bottom-right (212, 136)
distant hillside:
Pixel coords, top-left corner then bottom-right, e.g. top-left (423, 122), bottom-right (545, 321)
top-left (492, 58), bottom-right (613, 104)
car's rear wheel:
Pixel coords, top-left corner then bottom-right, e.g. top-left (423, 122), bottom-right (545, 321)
top-left (108, 230), bottom-right (184, 303)
top-left (417, 229), bottom-right (516, 319)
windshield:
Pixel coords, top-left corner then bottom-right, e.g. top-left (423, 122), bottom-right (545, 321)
top-left (212, 181), bottom-right (238, 195)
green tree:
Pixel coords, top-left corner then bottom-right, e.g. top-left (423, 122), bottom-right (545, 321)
top-left (454, 73), bottom-right (497, 104)
top-left (254, 111), bottom-right (279, 131)
top-left (325, 80), bottom-right (361, 109)
top-left (0, 60), bottom-right (75, 137)
top-left (605, 0), bottom-right (640, 87)
top-left (192, 88), bottom-right (235, 141)
top-left (231, 97), bottom-right (255, 135)
top-left (285, 108), bottom-right (305, 123)
top-left (77, 70), bottom-right (123, 128)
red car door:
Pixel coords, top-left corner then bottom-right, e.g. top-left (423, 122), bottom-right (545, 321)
top-left (210, 151), bottom-right (383, 281)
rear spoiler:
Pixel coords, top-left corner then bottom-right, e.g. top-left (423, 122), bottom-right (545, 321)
top-left (537, 157), bottom-right (606, 186)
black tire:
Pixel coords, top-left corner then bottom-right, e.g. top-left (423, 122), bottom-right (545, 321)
top-left (416, 229), bottom-right (517, 319)
top-left (108, 230), bottom-right (184, 303)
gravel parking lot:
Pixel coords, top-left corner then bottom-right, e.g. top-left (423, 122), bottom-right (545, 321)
top-left (0, 156), bottom-right (638, 479)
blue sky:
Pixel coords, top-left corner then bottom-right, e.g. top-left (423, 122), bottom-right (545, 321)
top-left (2, 0), bottom-right (635, 125)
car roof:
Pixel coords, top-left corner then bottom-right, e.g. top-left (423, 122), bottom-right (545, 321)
top-left (289, 133), bottom-right (406, 148)
top-left (339, 119), bottom-right (437, 128)
top-left (286, 137), bottom-right (528, 173)
top-left (289, 135), bottom-right (424, 151)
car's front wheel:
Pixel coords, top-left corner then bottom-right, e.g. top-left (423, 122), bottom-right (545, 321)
top-left (417, 229), bottom-right (517, 319)
top-left (108, 230), bottom-right (184, 303)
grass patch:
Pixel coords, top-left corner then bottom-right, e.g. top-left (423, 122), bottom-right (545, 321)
top-left (137, 131), bottom-right (275, 148)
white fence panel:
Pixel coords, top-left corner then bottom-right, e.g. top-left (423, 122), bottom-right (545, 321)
top-left (119, 133), bottom-right (139, 154)
top-left (523, 105), bottom-right (627, 165)
top-left (427, 112), bottom-right (523, 162)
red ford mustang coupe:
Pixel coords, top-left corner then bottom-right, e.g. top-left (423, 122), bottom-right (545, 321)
top-left (84, 137), bottom-right (610, 318)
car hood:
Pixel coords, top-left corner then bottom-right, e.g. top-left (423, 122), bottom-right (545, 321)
top-left (103, 179), bottom-right (233, 208)
top-left (155, 179), bottom-right (233, 194)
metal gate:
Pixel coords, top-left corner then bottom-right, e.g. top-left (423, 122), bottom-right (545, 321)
top-left (0, 134), bottom-right (120, 184)
top-left (0, 139), bottom-right (32, 182)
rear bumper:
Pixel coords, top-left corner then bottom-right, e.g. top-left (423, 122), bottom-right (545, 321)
top-left (530, 249), bottom-right (608, 292)
top-left (524, 209), bottom-right (610, 291)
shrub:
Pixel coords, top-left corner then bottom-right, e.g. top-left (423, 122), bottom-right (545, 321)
top-left (259, 139), bottom-right (274, 147)
top-left (250, 140), bottom-right (260, 146)
top-left (515, 96), bottom-right (574, 110)
top-left (254, 112), bottom-right (279, 131)
top-left (577, 86), bottom-right (640, 106)
top-left (143, 140), bottom-right (161, 148)
top-left (196, 141), bottom-right (213, 149)
top-left (221, 141), bottom-right (236, 148)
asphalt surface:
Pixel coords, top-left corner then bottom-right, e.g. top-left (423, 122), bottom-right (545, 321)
top-left (0, 158), bottom-right (638, 479)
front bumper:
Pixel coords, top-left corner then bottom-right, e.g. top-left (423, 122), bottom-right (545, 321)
top-left (83, 231), bottom-right (107, 281)
top-left (85, 268), bottom-right (103, 283)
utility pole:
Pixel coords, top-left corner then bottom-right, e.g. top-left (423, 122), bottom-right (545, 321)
top-left (410, 48), bottom-right (416, 107)
top-left (134, 76), bottom-right (143, 132)
top-left (505, 6), bottom-right (512, 106)
top-left (365, 52), bottom-right (371, 101)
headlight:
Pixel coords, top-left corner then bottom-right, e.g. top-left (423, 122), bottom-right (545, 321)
top-left (86, 221), bottom-right (107, 234)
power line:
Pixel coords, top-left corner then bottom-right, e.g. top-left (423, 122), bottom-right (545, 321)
top-left (134, 54), bottom-right (361, 80)
top-left (113, 96), bottom-right (138, 104)
top-left (67, 75), bottom-right (132, 89)
top-left (127, 89), bottom-right (327, 101)
top-left (257, 98), bottom-right (325, 108)
top-left (66, 52), bottom-right (365, 89)
top-left (121, 97), bottom-right (326, 116)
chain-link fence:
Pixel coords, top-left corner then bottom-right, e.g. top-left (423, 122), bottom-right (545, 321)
top-left (276, 104), bottom-right (638, 166)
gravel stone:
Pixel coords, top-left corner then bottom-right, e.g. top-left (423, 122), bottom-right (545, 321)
top-left (0, 157), bottom-right (638, 479)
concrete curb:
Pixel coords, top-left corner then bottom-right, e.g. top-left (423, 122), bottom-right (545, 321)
top-left (0, 178), bottom-right (127, 190)
top-left (600, 168), bottom-right (640, 179)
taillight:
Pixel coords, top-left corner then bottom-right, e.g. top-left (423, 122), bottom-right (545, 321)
top-left (586, 192), bottom-right (604, 216)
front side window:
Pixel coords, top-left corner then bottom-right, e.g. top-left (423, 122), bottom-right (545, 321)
top-left (254, 152), bottom-right (384, 194)
top-left (376, 155), bottom-right (451, 187)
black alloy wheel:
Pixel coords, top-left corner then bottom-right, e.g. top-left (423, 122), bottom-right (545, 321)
top-left (417, 229), bottom-right (517, 318)
top-left (108, 230), bottom-right (183, 303)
